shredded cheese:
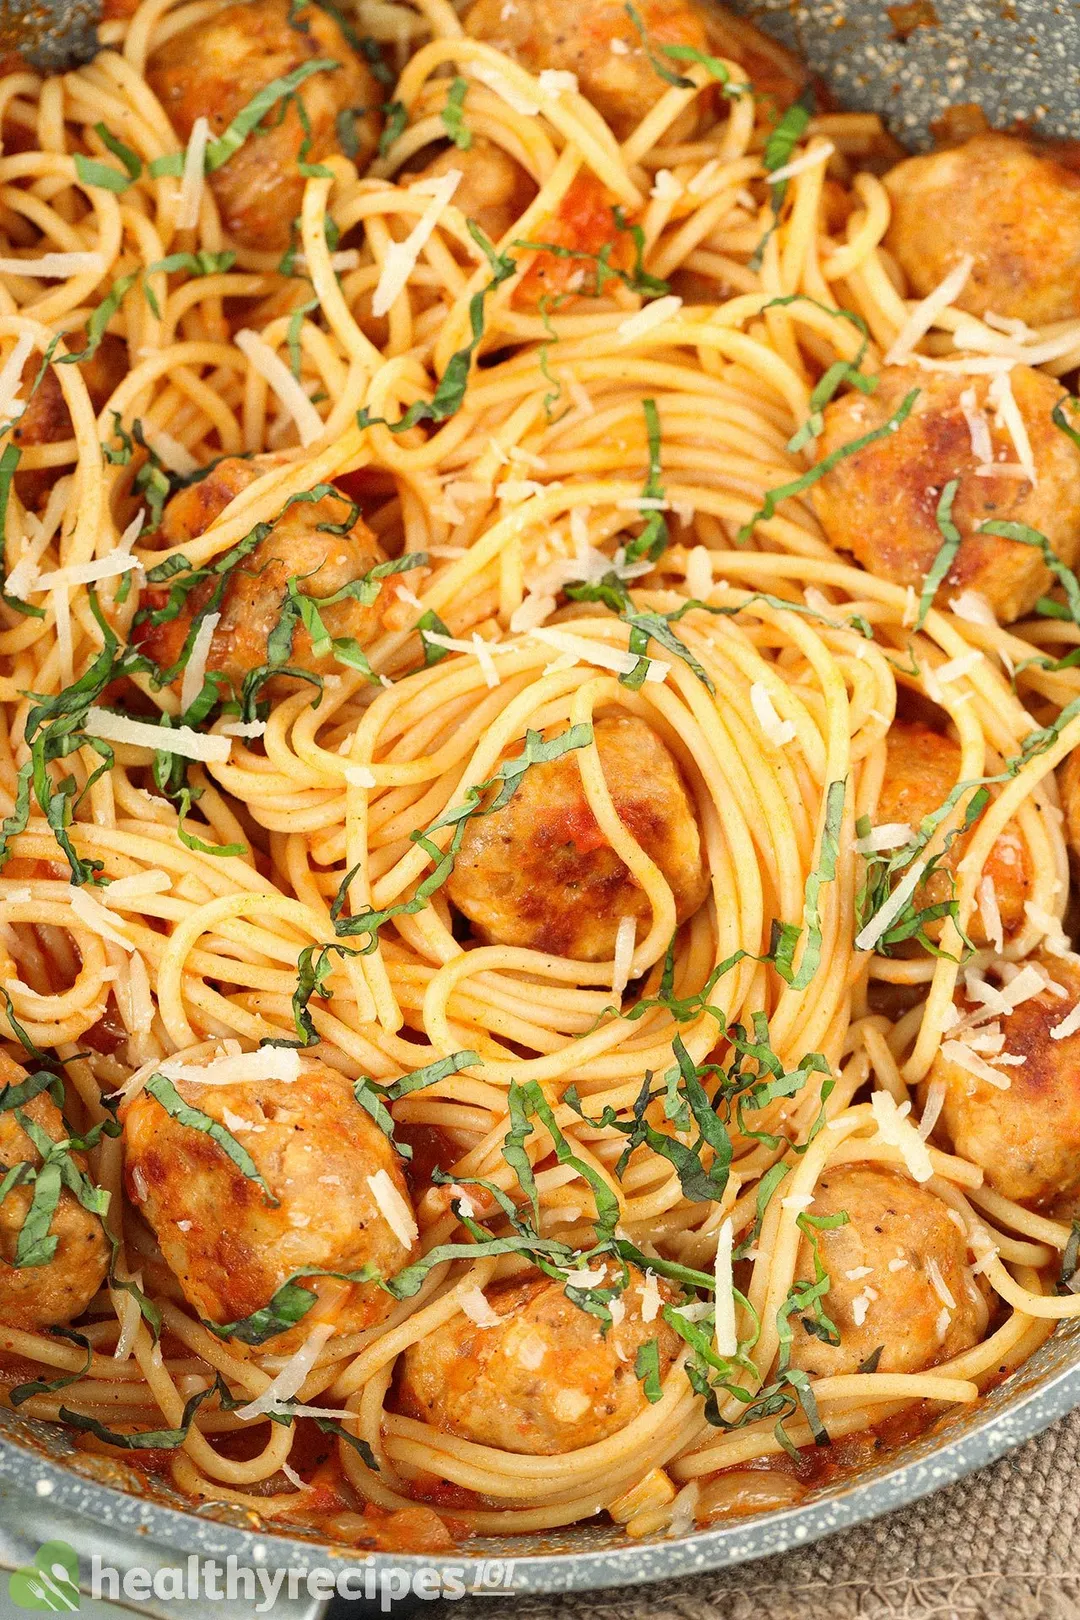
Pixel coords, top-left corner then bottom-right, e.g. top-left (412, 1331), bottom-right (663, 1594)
top-left (884, 254), bottom-right (974, 365)
top-left (854, 860), bottom-right (927, 952)
top-left (616, 295), bottom-right (682, 344)
top-left (936, 649), bottom-right (983, 685)
top-left (344, 763), bottom-right (376, 788)
top-left (987, 371), bottom-right (1037, 486)
top-left (106, 870), bottom-right (172, 903)
top-left (766, 140), bottom-right (835, 185)
top-left (1051, 1001), bottom-right (1080, 1042)
top-left (713, 1218), bottom-right (736, 1357)
top-left (959, 386), bottom-right (993, 463)
top-left (0, 330), bottom-right (34, 420)
top-left (236, 1322), bottom-right (335, 1419)
top-left (179, 612), bottom-right (220, 714)
top-left (528, 624), bottom-right (667, 683)
top-left (939, 1039), bottom-right (1015, 1090)
top-left (537, 68), bottom-right (578, 96)
top-left (918, 1076), bottom-right (946, 1141)
top-left (926, 1258), bottom-right (956, 1311)
top-left (750, 681), bottom-right (796, 746)
top-left (235, 328), bottom-right (324, 446)
top-left (869, 1089), bottom-right (934, 1181)
top-left (160, 1047), bottom-right (302, 1087)
top-left (176, 116), bottom-right (209, 231)
top-left (84, 706), bottom-right (232, 762)
top-left (853, 822), bottom-right (913, 855)
top-left (33, 551), bottom-right (142, 592)
top-left (69, 887), bottom-right (136, 952)
top-left (373, 169), bottom-right (462, 317)
top-left (976, 876), bottom-right (1004, 953)
top-left (468, 62), bottom-right (541, 115)
top-left (0, 251), bottom-right (106, 278)
top-left (459, 1286), bottom-right (501, 1328)
top-left (367, 1168), bottom-right (419, 1250)
top-left (950, 590), bottom-right (997, 627)
top-left (640, 1269), bottom-right (661, 1324)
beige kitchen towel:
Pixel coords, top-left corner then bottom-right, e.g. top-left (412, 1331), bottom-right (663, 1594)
top-left (459, 1407), bottom-right (1080, 1620)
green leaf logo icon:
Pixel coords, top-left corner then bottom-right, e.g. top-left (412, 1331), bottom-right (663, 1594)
top-left (8, 1541), bottom-right (81, 1610)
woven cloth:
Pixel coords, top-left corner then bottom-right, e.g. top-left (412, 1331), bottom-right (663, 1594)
top-left (459, 1409), bottom-right (1080, 1620)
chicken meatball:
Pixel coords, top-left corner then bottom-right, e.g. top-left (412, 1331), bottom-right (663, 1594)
top-left (924, 957), bottom-right (1080, 1207)
top-left (884, 133), bottom-right (1080, 327)
top-left (416, 138), bottom-right (536, 247)
top-left (136, 454), bottom-right (395, 696)
top-left (12, 334), bottom-right (126, 509)
top-left (122, 1054), bottom-right (419, 1346)
top-left (445, 714), bottom-right (710, 960)
top-left (147, 0), bottom-right (379, 253)
top-left (811, 364), bottom-right (1080, 622)
top-left (397, 1265), bottom-right (680, 1453)
top-left (874, 721), bottom-right (1031, 946)
top-left (788, 1165), bottom-right (986, 1377)
top-left (1059, 750), bottom-right (1080, 874)
top-left (464, 0), bottom-right (807, 140)
top-left (0, 1055), bottom-right (110, 1330)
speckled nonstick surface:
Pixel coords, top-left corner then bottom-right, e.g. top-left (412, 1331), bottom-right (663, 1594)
top-left (2, 3), bottom-right (1080, 1612)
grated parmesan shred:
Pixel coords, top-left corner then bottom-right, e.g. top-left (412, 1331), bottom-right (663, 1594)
top-left (176, 116), bottom-right (209, 231)
top-left (616, 295), bottom-right (682, 345)
top-left (180, 612), bottom-right (221, 714)
top-left (236, 1322), bottom-right (335, 1419)
top-left (884, 254), bottom-right (974, 365)
top-left (84, 706), bottom-right (232, 763)
top-left (869, 1089), bottom-right (934, 1181)
top-left (459, 1286), bottom-right (501, 1328)
top-left (235, 328), bottom-right (324, 446)
top-left (372, 169), bottom-right (462, 318)
top-left (611, 914), bottom-right (636, 999)
top-left (713, 1219), bottom-right (736, 1356)
top-left (750, 681), bottom-right (796, 746)
top-left (367, 1168), bottom-right (419, 1250)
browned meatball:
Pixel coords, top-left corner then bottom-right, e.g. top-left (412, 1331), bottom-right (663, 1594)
top-left (147, 0), bottom-right (379, 252)
top-left (415, 138), bottom-right (536, 246)
top-left (135, 454), bottom-right (395, 696)
top-left (0, 1055), bottom-right (109, 1330)
top-left (884, 133), bottom-right (1080, 327)
top-left (925, 957), bottom-right (1080, 1207)
top-left (397, 1265), bottom-right (679, 1453)
top-left (464, 0), bottom-right (807, 140)
top-left (445, 715), bottom-right (710, 960)
top-left (12, 334), bottom-right (126, 509)
top-left (1060, 750), bottom-right (1080, 873)
top-left (876, 721), bottom-right (1031, 946)
top-left (811, 364), bottom-right (1080, 623)
top-left (788, 1166), bottom-right (985, 1376)
top-left (122, 1054), bottom-right (418, 1346)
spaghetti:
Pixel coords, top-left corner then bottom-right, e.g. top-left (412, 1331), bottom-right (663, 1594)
top-left (2, 0), bottom-right (1080, 1549)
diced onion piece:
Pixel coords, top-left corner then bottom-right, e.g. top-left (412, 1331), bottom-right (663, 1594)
top-left (84, 705), bottom-right (232, 762)
top-left (372, 169), bottom-right (461, 317)
top-left (366, 1168), bottom-right (418, 1250)
top-left (235, 328), bottom-right (324, 446)
top-left (884, 254), bottom-right (974, 364)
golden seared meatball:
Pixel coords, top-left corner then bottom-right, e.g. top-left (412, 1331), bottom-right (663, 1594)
top-left (789, 1165), bottom-right (986, 1377)
top-left (147, 0), bottom-right (379, 252)
top-left (416, 138), bottom-right (536, 246)
top-left (925, 957), bottom-right (1080, 1207)
top-left (122, 1055), bottom-right (418, 1347)
top-left (13, 334), bottom-right (126, 509)
top-left (875, 721), bottom-right (1031, 946)
top-left (811, 364), bottom-right (1080, 623)
top-left (398, 1265), bottom-right (680, 1453)
top-left (135, 454), bottom-right (397, 696)
top-left (1060, 749), bottom-right (1080, 874)
top-left (0, 1055), bottom-right (109, 1330)
top-left (884, 133), bottom-right (1080, 327)
top-left (464, 0), bottom-right (807, 140)
top-left (446, 715), bottom-right (710, 960)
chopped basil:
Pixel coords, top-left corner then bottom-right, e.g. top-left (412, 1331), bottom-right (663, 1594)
top-left (59, 1381), bottom-right (218, 1449)
top-left (353, 1049), bottom-right (479, 1158)
top-left (738, 388), bottom-right (920, 542)
top-left (378, 99), bottom-right (407, 159)
top-left (771, 777), bottom-right (845, 990)
top-left (57, 272), bottom-right (139, 367)
top-left (11, 1327), bottom-right (92, 1407)
top-left (978, 518), bottom-right (1080, 627)
top-left (205, 59), bottom-right (341, 171)
top-left (635, 1338), bottom-right (664, 1402)
top-left (622, 397), bottom-right (669, 564)
top-left (915, 479), bottom-right (961, 629)
top-left (1052, 394), bottom-right (1080, 453)
top-left (441, 77), bottom-right (471, 149)
top-left (624, 3), bottom-right (693, 88)
top-left (144, 1074), bottom-right (277, 1204)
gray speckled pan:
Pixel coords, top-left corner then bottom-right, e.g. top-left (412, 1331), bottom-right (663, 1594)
top-left (3, 3), bottom-right (1080, 1613)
